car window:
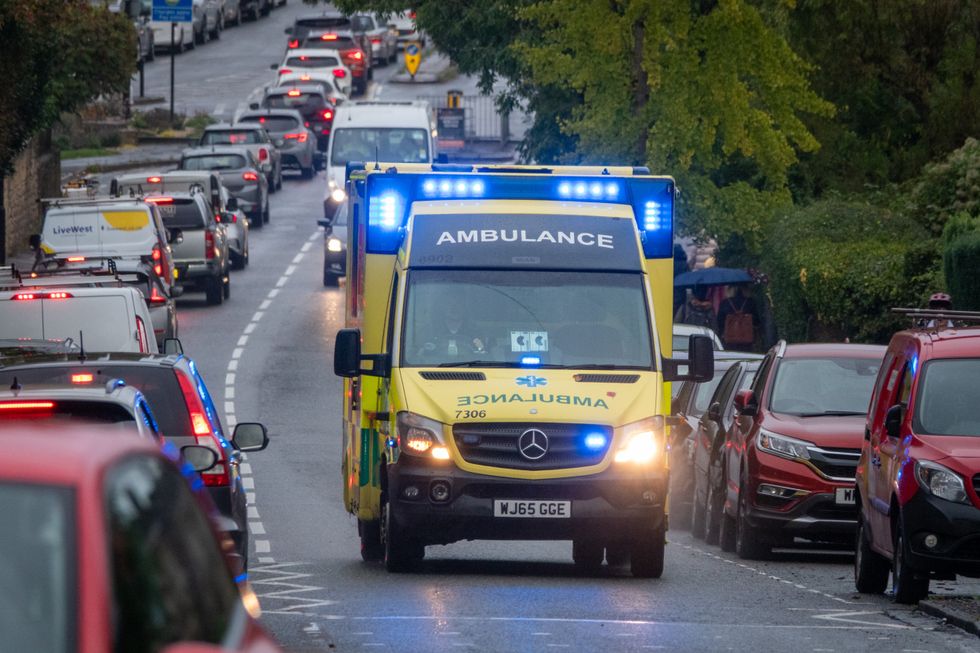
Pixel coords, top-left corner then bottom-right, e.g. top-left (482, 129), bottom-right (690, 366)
top-left (330, 127), bottom-right (430, 165)
top-left (868, 351), bottom-right (894, 418)
top-left (241, 116), bottom-right (300, 132)
top-left (750, 353), bottom-right (773, 398)
top-left (151, 198), bottom-right (206, 229)
top-left (692, 372), bottom-right (726, 416)
top-left (302, 35), bottom-right (358, 50)
top-left (914, 358), bottom-right (980, 436)
top-left (707, 365), bottom-right (740, 416)
top-left (265, 92), bottom-right (326, 110)
top-left (105, 455), bottom-right (239, 652)
top-left (180, 155), bottom-right (246, 171)
top-left (0, 482), bottom-right (74, 653)
top-left (201, 130), bottom-right (262, 146)
top-left (285, 55), bottom-right (341, 68)
top-left (769, 357), bottom-right (881, 416)
top-left (0, 399), bottom-right (135, 426)
top-left (354, 15), bottom-right (374, 30)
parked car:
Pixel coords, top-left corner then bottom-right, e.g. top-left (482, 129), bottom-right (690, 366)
top-left (673, 352), bottom-right (762, 532)
top-left (719, 342), bottom-right (886, 558)
top-left (88, 0), bottom-right (154, 61)
top-left (239, 0), bottom-right (272, 22)
top-left (351, 13), bottom-right (398, 65)
top-left (0, 424), bottom-right (281, 652)
top-left (0, 352), bottom-right (271, 567)
top-left (144, 190), bottom-right (231, 305)
top-left (256, 84), bottom-right (336, 150)
top-left (855, 320), bottom-right (980, 603)
top-left (317, 200), bottom-right (347, 286)
top-left (276, 46), bottom-right (353, 98)
top-left (238, 108), bottom-right (318, 178)
top-left (199, 123), bottom-right (282, 193)
top-left (178, 146), bottom-right (270, 227)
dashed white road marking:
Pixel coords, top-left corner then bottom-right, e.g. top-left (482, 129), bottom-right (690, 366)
top-left (309, 231), bottom-right (320, 242)
top-left (276, 276), bottom-right (288, 287)
top-left (250, 522), bottom-right (266, 535)
top-left (247, 505), bottom-right (259, 519)
top-left (258, 556), bottom-right (275, 564)
top-left (255, 540), bottom-right (271, 553)
top-left (267, 288), bottom-right (280, 298)
top-left (227, 359), bottom-right (238, 371)
top-left (284, 265), bottom-right (297, 276)
top-left (232, 347), bottom-right (244, 359)
top-left (225, 373), bottom-right (236, 385)
top-left (292, 253), bottom-right (304, 264)
top-left (242, 477), bottom-right (255, 490)
top-left (246, 491), bottom-right (255, 504)
top-left (259, 299), bottom-right (272, 310)
top-left (225, 387), bottom-right (235, 399)
top-left (224, 401), bottom-right (235, 414)
top-left (237, 335), bottom-right (249, 347)
top-left (251, 311), bottom-right (265, 322)
top-left (301, 241), bottom-right (313, 252)
top-left (240, 463), bottom-right (252, 475)
top-left (243, 323), bottom-right (256, 335)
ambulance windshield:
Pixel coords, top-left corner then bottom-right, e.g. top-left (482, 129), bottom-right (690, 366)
top-left (401, 270), bottom-right (654, 369)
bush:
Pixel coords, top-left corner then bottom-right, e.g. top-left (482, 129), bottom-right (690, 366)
top-left (942, 213), bottom-right (980, 310)
top-left (907, 138), bottom-right (980, 236)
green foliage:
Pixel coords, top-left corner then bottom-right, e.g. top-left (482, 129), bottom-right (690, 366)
top-left (0, 0), bottom-right (136, 173)
top-left (907, 138), bottom-right (980, 236)
top-left (763, 199), bottom-right (934, 343)
top-left (942, 213), bottom-right (980, 310)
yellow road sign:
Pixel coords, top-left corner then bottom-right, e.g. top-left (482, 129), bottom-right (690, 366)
top-left (404, 41), bottom-right (422, 78)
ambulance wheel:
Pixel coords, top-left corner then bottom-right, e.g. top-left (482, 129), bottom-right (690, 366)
top-left (382, 500), bottom-right (422, 573)
top-left (630, 525), bottom-right (665, 578)
top-left (358, 519), bottom-right (383, 562)
top-left (572, 540), bottom-right (603, 573)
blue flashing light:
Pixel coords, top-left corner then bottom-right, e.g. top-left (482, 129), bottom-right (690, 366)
top-left (439, 179), bottom-right (453, 195)
top-left (558, 181), bottom-right (572, 197)
top-left (422, 179), bottom-right (437, 195)
top-left (520, 355), bottom-right (541, 366)
top-left (470, 179), bottom-right (485, 196)
top-left (910, 355), bottom-right (918, 376)
top-left (584, 432), bottom-right (608, 451)
top-left (574, 181), bottom-right (588, 198)
top-left (589, 182), bottom-right (603, 198)
top-left (605, 182), bottom-right (619, 198)
top-left (234, 573), bottom-right (248, 584)
top-left (377, 193), bottom-right (399, 228)
top-left (644, 201), bottom-right (664, 231)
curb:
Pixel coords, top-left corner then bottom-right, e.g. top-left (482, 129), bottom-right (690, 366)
top-left (137, 136), bottom-right (198, 145)
top-left (919, 599), bottom-right (980, 637)
top-left (390, 63), bottom-right (457, 85)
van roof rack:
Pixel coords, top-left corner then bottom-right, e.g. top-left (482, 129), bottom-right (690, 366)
top-left (39, 196), bottom-right (143, 208)
top-left (892, 307), bottom-right (980, 325)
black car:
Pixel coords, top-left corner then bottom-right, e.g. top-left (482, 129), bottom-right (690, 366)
top-left (690, 357), bottom-right (762, 547)
top-left (317, 201), bottom-right (347, 287)
top-left (0, 352), bottom-right (270, 567)
top-left (257, 85), bottom-right (335, 150)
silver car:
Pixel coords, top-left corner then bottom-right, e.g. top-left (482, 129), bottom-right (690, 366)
top-left (218, 186), bottom-right (250, 268)
top-left (199, 123), bottom-right (283, 192)
top-left (178, 146), bottom-right (270, 227)
top-left (237, 109), bottom-right (317, 178)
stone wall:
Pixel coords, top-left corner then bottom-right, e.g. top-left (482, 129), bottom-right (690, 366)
top-left (3, 131), bottom-right (61, 260)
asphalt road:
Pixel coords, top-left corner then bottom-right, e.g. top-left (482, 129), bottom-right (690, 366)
top-left (130, 8), bottom-right (980, 652)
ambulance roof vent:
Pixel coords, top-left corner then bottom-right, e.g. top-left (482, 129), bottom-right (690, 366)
top-left (419, 371), bottom-right (486, 381)
top-left (573, 374), bottom-right (640, 384)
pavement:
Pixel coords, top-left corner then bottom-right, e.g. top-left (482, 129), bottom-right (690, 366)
top-left (28, 5), bottom-right (980, 651)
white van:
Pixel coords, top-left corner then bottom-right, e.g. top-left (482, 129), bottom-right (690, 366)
top-left (324, 100), bottom-right (434, 216)
top-left (0, 281), bottom-right (158, 354)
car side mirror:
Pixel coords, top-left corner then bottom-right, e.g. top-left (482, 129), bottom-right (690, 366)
top-left (225, 196), bottom-right (238, 211)
top-left (885, 404), bottom-right (903, 439)
top-left (163, 338), bottom-right (183, 355)
top-left (232, 423), bottom-right (269, 452)
top-left (663, 335), bottom-right (714, 383)
top-left (707, 401), bottom-right (722, 422)
top-left (28, 234), bottom-right (41, 250)
top-left (318, 218), bottom-right (332, 229)
top-left (170, 285), bottom-right (184, 298)
top-left (249, 102), bottom-right (260, 110)
top-left (733, 389), bottom-right (757, 418)
top-left (334, 328), bottom-right (390, 378)
top-left (284, 26), bottom-right (293, 34)
top-left (270, 63), bottom-right (279, 70)
top-left (180, 444), bottom-right (219, 473)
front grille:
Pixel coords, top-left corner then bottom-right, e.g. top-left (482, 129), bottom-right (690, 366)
top-left (952, 536), bottom-right (980, 561)
top-left (453, 422), bottom-right (612, 470)
top-left (573, 374), bottom-right (640, 384)
top-left (807, 446), bottom-right (861, 481)
top-left (807, 501), bottom-right (858, 520)
top-left (419, 371), bottom-right (486, 381)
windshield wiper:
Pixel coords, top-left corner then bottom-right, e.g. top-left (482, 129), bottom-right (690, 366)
top-left (437, 360), bottom-right (519, 368)
top-left (796, 410), bottom-right (866, 417)
top-left (555, 363), bottom-right (650, 370)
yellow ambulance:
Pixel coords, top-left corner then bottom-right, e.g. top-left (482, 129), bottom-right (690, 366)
top-left (333, 163), bottom-right (713, 576)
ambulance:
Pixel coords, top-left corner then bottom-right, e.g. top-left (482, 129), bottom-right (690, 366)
top-left (333, 164), bottom-right (713, 576)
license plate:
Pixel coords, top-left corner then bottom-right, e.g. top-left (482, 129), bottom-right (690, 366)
top-left (835, 487), bottom-right (856, 505)
top-left (493, 499), bottom-right (571, 518)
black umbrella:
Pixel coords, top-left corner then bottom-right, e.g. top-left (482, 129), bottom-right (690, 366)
top-left (674, 267), bottom-right (752, 288)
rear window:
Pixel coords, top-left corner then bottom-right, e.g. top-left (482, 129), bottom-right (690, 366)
top-left (301, 36), bottom-right (358, 50)
top-left (0, 295), bottom-right (133, 352)
top-left (200, 130), bottom-right (262, 146)
top-left (0, 366), bottom-right (195, 437)
top-left (285, 55), bottom-right (341, 68)
top-left (0, 482), bottom-right (74, 653)
top-left (264, 93), bottom-right (326, 110)
top-left (0, 399), bottom-right (134, 424)
top-left (240, 116), bottom-right (299, 132)
top-left (180, 155), bottom-right (246, 171)
top-left (152, 198), bottom-right (206, 229)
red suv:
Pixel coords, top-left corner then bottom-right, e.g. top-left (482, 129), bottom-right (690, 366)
top-left (720, 342), bottom-right (885, 558)
top-left (855, 323), bottom-right (980, 603)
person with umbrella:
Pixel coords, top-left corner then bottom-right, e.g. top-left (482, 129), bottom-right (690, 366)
top-left (674, 284), bottom-right (716, 329)
top-left (717, 286), bottom-right (759, 350)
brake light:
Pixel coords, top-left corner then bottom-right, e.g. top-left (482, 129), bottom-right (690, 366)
top-left (332, 69), bottom-right (346, 78)
top-left (300, 74), bottom-right (312, 81)
top-left (258, 148), bottom-right (268, 162)
top-left (205, 230), bottom-right (215, 260)
top-left (175, 370), bottom-right (228, 486)
top-left (321, 34), bottom-right (338, 41)
top-left (351, 50), bottom-right (363, 60)
top-left (287, 89), bottom-right (302, 97)
top-left (147, 176), bottom-right (162, 183)
top-left (145, 197), bottom-right (173, 204)
top-left (71, 373), bottom-right (94, 384)
top-left (12, 292), bottom-right (73, 300)
top-left (135, 317), bottom-right (148, 354)
top-left (12, 293), bottom-right (36, 300)
top-left (278, 68), bottom-right (293, 75)
top-left (66, 256), bottom-right (85, 262)
top-left (371, 38), bottom-right (381, 44)
top-left (288, 39), bottom-right (299, 48)
top-left (148, 285), bottom-right (167, 306)
top-left (152, 243), bottom-right (163, 277)
top-left (284, 132), bottom-right (309, 142)
top-left (258, 117), bottom-right (266, 123)
top-left (48, 292), bottom-right (70, 300)
top-left (243, 171), bottom-right (259, 182)
top-left (322, 109), bottom-right (334, 121)
top-left (0, 401), bottom-right (54, 410)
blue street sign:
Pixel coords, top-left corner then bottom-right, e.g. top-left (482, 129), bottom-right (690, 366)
top-left (152, 0), bottom-right (193, 23)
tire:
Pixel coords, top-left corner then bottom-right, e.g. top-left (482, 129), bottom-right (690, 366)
top-left (892, 520), bottom-right (929, 604)
top-left (691, 490), bottom-right (706, 540)
top-left (231, 250), bottom-right (245, 270)
top-left (630, 525), bottom-right (666, 578)
top-left (249, 213), bottom-right (263, 229)
top-left (735, 486), bottom-right (770, 560)
top-left (572, 540), bottom-right (604, 573)
top-left (705, 482), bottom-right (724, 546)
top-left (195, 24), bottom-right (205, 45)
top-left (276, 170), bottom-right (283, 191)
top-left (222, 272), bottom-right (230, 299)
top-left (359, 519), bottom-right (383, 561)
top-left (263, 201), bottom-right (270, 224)
top-left (719, 503), bottom-right (736, 552)
top-left (854, 513), bottom-right (889, 594)
top-left (605, 544), bottom-right (629, 567)
top-left (323, 262), bottom-right (339, 287)
top-left (382, 499), bottom-right (422, 573)
top-left (301, 164), bottom-right (314, 180)
top-left (205, 275), bottom-right (223, 305)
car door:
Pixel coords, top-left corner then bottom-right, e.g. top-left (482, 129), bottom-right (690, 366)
top-left (727, 354), bottom-right (772, 507)
top-left (694, 366), bottom-right (740, 504)
top-left (861, 349), bottom-right (894, 543)
top-left (871, 352), bottom-right (914, 550)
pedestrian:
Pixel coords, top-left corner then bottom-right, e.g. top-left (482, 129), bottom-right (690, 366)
top-left (717, 286), bottom-right (758, 350)
top-left (674, 284), bottom-right (716, 330)
top-left (925, 292), bottom-right (954, 328)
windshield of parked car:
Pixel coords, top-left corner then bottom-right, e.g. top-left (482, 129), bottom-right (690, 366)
top-left (915, 359), bottom-right (980, 436)
top-left (330, 128), bottom-right (429, 166)
top-left (240, 116), bottom-right (300, 132)
top-left (200, 130), bottom-right (262, 146)
top-left (402, 270), bottom-right (654, 369)
top-left (769, 357), bottom-right (881, 416)
top-left (180, 154), bottom-right (246, 171)
top-left (285, 55), bottom-right (341, 68)
top-left (0, 482), bottom-right (74, 653)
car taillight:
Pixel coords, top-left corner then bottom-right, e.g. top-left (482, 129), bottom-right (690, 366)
top-left (243, 171), bottom-right (259, 182)
top-left (147, 176), bottom-right (162, 183)
top-left (149, 285), bottom-right (167, 306)
top-left (332, 69), bottom-right (347, 78)
top-left (258, 148), bottom-right (268, 162)
top-left (352, 50), bottom-right (363, 60)
top-left (288, 39), bottom-right (299, 48)
top-left (284, 132), bottom-right (309, 142)
top-left (287, 89), bottom-right (302, 97)
top-left (205, 230), bottom-right (215, 260)
top-left (175, 370), bottom-right (229, 486)
top-left (152, 243), bottom-right (164, 277)
top-left (48, 292), bottom-right (70, 300)
top-left (66, 256), bottom-right (85, 262)
top-left (12, 292), bottom-right (73, 300)
top-left (71, 373), bottom-right (94, 384)
top-left (135, 317), bottom-right (148, 354)
top-left (320, 34), bottom-right (338, 41)
top-left (322, 109), bottom-right (334, 121)
top-left (371, 38), bottom-right (381, 44)
top-left (145, 196), bottom-right (173, 204)
top-left (0, 401), bottom-right (54, 410)
top-left (278, 68), bottom-right (293, 75)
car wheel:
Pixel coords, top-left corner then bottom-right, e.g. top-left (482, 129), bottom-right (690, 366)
top-left (691, 489), bottom-right (706, 540)
top-left (263, 200), bottom-right (270, 224)
top-left (892, 519), bottom-right (929, 604)
top-left (572, 540), bottom-right (604, 574)
top-left (267, 173), bottom-right (277, 194)
top-left (222, 271), bottom-right (231, 299)
top-left (323, 262), bottom-right (339, 287)
top-left (231, 251), bottom-right (245, 270)
top-left (359, 519), bottom-right (383, 561)
top-left (705, 482), bottom-right (724, 546)
top-left (735, 485), bottom-right (770, 560)
top-left (382, 498), bottom-right (422, 573)
top-left (630, 524), bottom-right (665, 578)
top-left (301, 164), bottom-right (314, 180)
top-left (205, 275), bottom-right (223, 305)
top-left (276, 170), bottom-right (283, 191)
top-left (210, 20), bottom-right (220, 40)
top-left (854, 512), bottom-right (889, 594)
top-left (243, 246), bottom-right (249, 267)
top-left (718, 501), bottom-right (736, 552)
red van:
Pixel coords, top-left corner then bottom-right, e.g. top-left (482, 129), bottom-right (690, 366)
top-left (855, 322), bottom-right (980, 603)
top-left (720, 342), bottom-right (885, 558)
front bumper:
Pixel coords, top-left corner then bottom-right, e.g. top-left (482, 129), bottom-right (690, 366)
top-left (387, 456), bottom-right (667, 545)
top-left (902, 492), bottom-right (980, 577)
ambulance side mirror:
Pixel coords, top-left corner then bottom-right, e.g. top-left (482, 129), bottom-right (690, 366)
top-left (335, 329), bottom-right (391, 378)
top-left (663, 335), bottom-right (714, 383)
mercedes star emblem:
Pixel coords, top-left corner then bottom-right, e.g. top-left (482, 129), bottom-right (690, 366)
top-left (518, 428), bottom-right (549, 461)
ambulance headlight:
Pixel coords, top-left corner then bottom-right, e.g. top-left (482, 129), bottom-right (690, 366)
top-left (397, 412), bottom-right (448, 459)
top-left (327, 237), bottom-right (343, 252)
top-left (331, 188), bottom-right (346, 203)
top-left (614, 417), bottom-right (665, 464)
